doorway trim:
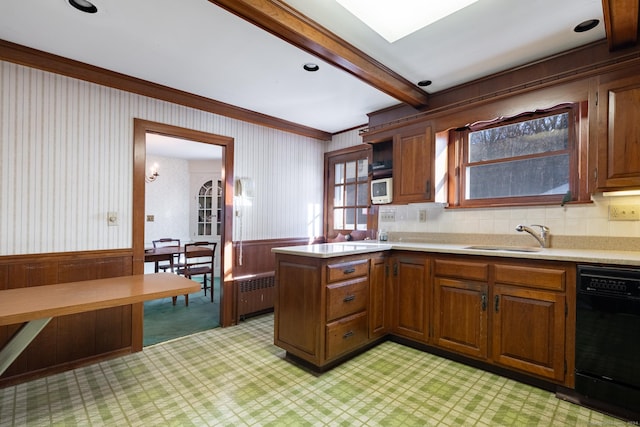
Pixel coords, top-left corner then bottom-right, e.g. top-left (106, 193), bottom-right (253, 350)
top-left (133, 119), bottom-right (235, 329)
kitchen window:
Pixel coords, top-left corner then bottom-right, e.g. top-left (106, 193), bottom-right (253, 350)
top-left (449, 103), bottom-right (587, 208)
top-left (325, 146), bottom-right (372, 237)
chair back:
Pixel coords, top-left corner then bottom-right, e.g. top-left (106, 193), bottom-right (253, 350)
top-left (152, 238), bottom-right (180, 248)
top-left (182, 241), bottom-right (216, 277)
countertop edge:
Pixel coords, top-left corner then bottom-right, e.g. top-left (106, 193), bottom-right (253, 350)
top-left (272, 242), bottom-right (640, 266)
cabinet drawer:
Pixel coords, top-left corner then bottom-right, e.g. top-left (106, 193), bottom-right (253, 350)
top-left (434, 259), bottom-right (489, 281)
top-left (326, 277), bottom-right (368, 322)
top-left (494, 264), bottom-right (565, 291)
top-left (326, 259), bottom-right (369, 282)
top-left (326, 312), bottom-right (368, 360)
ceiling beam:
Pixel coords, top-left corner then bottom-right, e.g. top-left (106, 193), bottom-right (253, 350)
top-left (602, 0), bottom-right (640, 50)
top-left (210, 0), bottom-right (429, 109)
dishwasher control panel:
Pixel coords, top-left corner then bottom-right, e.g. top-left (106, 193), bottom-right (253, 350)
top-left (578, 265), bottom-right (640, 298)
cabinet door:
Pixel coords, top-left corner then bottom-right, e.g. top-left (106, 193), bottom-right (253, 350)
top-left (433, 277), bottom-right (488, 359)
top-left (492, 284), bottom-right (565, 382)
top-left (369, 255), bottom-right (391, 338)
top-left (596, 75), bottom-right (640, 190)
top-left (275, 260), bottom-right (321, 362)
top-left (393, 126), bottom-right (433, 203)
top-left (393, 255), bottom-right (430, 342)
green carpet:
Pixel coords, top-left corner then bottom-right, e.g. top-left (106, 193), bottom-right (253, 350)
top-left (143, 276), bottom-right (220, 346)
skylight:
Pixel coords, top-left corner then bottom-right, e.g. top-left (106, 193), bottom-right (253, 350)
top-left (336, 0), bottom-right (480, 43)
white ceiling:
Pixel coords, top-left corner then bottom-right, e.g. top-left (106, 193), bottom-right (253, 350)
top-left (0, 0), bottom-right (605, 139)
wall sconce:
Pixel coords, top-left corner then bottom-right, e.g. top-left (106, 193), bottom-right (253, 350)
top-left (145, 163), bottom-right (159, 183)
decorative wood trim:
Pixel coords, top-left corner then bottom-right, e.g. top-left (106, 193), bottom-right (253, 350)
top-left (209, 0), bottom-right (429, 108)
top-left (366, 41), bottom-right (640, 134)
top-left (132, 119), bottom-right (236, 327)
top-left (0, 39), bottom-right (331, 141)
top-left (232, 237), bottom-right (309, 278)
top-left (0, 250), bottom-right (134, 386)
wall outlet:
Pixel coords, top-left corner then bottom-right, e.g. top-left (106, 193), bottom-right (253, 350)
top-left (380, 211), bottom-right (395, 222)
top-left (418, 209), bottom-right (427, 222)
top-left (609, 205), bottom-right (640, 221)
top-left (146, 215), bottom-right (154, 222)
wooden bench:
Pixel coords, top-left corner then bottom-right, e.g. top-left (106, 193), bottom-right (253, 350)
top-left (0, 273), bottom-right (200, 375)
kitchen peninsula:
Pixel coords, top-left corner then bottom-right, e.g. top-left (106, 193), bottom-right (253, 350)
top-left (273, 241), bottom-right (640, 419)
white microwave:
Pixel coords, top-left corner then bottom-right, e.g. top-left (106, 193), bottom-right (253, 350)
top-left (371, 177), bottom-right (393, 204)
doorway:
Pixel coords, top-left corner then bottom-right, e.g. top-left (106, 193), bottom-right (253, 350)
top-left (132, 119), bottom-right (235, 348)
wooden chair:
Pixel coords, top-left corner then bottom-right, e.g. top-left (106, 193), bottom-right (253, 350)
top-left (152, 238), bottom-right (181, 273)
top-left (175, 241), bottom-right (216, 306)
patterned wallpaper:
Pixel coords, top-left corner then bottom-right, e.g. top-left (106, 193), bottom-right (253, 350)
top-left (0, 60), bottom-right (326, 255)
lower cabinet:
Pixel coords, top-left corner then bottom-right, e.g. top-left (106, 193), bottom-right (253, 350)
top-left (274, 252), bottom-right (379, 368)
top-left (275, 250), bottom-right (575, 386)
top-left (492, 262), bottom-right (569, 382)
top-left (392, 254), bottom-right (430, 342)
top-left (369, 254), bottom-right (391, 339)
top-left (433, 258), bottom-right (489, 359)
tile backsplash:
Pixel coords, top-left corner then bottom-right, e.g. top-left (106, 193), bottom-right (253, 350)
top-left (377, 193), bottom-right (640, 249)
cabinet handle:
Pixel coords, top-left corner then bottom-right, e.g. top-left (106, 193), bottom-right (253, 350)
top-left (343, 295), bottom-right (355, 302)
top-left (494, 295), bottom-right (500, 312)
top-left (425, 179), bottom-right (431, 199)
top-left (343, 330), bottom-right (354, 339)
top-left (343, 267), bottom-right (356, 274)
top-left (481, 293), bottom-right (487, 311)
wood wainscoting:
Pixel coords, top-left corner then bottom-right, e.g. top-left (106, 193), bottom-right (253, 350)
top-left (232, 237), bottom-right (309, 323)
top-left (0, 249), bottom-right (135, 387)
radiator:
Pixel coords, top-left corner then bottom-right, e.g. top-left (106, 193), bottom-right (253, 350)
top-left (236, 272), bottom-right (275, 321)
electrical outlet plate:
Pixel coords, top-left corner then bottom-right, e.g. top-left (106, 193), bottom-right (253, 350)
top-left (418, 209), bottom-right (427, 222)
top-left (609, 205), bottom-right (640, 221)
top-left (380, 211), bottom-right (395, 222)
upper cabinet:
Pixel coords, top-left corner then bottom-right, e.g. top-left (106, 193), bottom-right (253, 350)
top-left (393, 124), bottom-right (433, 203)
top-left (365, 122), bottom-right (434, 204)
top-left (594, 73), bottom-right (640, 191)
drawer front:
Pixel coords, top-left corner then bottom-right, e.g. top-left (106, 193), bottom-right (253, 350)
top-left (327, 259), bottom-right (369, 283)
top-left (494, 264), bottom-right (566, 291)
top-left (326, 312), bottom-right (368, 360)
top-left (434, 259), bottom-right (489, 281)
top-left (326, 277), bottom-right (368, 322)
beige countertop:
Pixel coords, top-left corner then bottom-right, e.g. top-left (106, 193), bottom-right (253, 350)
top-left (272, 241), bottom-right (640, 266)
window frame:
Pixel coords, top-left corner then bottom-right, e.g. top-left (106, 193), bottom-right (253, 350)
top-left (449, 102), bottom-right (587, 208)
top-left (324, 145), bottom-right (373, 238)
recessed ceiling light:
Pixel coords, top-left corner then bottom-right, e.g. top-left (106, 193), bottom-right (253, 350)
top-left (303, 63), bottom-right (320, 72)
top-left (336, 0), bottom-right (479, 43)
top-left (68, 0), bottom-right (98, 14)
top-left (574, 19), bottom-right (599, 33)
top-left (418, 80), bottom-right (432, 87)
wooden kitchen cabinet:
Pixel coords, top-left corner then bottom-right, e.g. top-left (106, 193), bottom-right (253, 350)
top-left (594, 73), bottom-right (640, 190)
top-left (393, 124), bottom-right (433, 203)
top-left (369, 254), bottom-right (391, 339)
top-left (274, 252), bottom-right (377, 369)
top-left (274, 256), bottom-right (322, 363)
top-left (491, 262), bottom-right (569, 382)
top-left (392, 253), bottom-right (430, 342)
top-left (432, 259), bottom-right (489, 359)
top-left (364, 121), bottom-right (434, 205)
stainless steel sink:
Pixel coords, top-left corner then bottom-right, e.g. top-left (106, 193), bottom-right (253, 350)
top-left (464, 245), bottom-right (542, 252)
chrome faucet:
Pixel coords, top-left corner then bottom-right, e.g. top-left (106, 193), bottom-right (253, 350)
top-left (516, 224), bottom-right (550, 248)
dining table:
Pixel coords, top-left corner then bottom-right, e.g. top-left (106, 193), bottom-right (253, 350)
top-left (144, 246), bottom-right (181, 272)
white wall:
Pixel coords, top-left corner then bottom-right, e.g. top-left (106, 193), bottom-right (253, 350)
top-left (0, 60), bottom-right (326, 255)
top-left (144, 155), bottom-right (191, 246)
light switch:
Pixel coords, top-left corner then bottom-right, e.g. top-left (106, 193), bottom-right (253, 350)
top-left (107, 211), bottom-right (118, 226)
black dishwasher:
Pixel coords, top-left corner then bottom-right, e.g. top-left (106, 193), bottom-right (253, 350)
top-left (575, 265), bottom-right (640, 414)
